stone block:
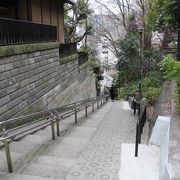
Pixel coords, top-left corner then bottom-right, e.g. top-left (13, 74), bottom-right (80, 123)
top-left (34, 56), bottom-right (43, 62)
top-left (0, 89), bottom-right (7, 98)
top-left (3, 106), bottom-right (19, 120)
top-left (7, 97), bottom-right (23, 109)
top-left (13, 62), bottom-right (22, 68)
top-left (25, 58), bottom-right (34, 66)
top-left (4, 63), bottom-right (14, 71)
top-left (0, 57), bottom-right (6, 65)
top-left (29, 75), bottom-right (39, 83)
top-left (27, 96), bottom-right (37, 105)
top-left (0, 80), bottom-right (9, 89)
top-left (33, 51), bottom-right (41, 57)
top-left (26, 70), bottom-right (34, 78)
top-left (6, 83), bottom-right (19, 95)
top-left (27, 83), bottom-right (35, 91)
top-left (10, 69), bottom-right (20, 76)
top-left (18, 101), bottom-right (28, 111)
top-left (0, 95), bottom-right (10, 107)
top-left (0, 105), bottom-right (8, 116)
top-left (8, 77), bottom-right (16, 85)
top-left (16, 74), bottom-right (25, 82)
top-left (40, 50), bottom-right (47, 56)
top-left (10, 87), bottom-right (27, 101)
top-left (0, 71), bottom-right (10, 80)
top-left (0, 65), bottom-right (5, 72)
top-left (19, 66), bottom-right (30, 74)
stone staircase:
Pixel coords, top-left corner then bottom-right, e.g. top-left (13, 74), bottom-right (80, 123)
top-left (0, 103), bottom-right (111, 180)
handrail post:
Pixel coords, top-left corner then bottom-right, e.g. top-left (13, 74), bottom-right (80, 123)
top-left (133, 100), bottom-right (136, 115)
top-left (2, 127), bottom-right (13, 173)
top-left (97, 98), bottom-right (99, 109)
top-left (55, 112), bottom-right (60, 137)
top-left (135, 122), bottom-right (139, 157)
top-left (100, 96), bottom-right (103, 106)
top-left (106, 95), bottom-right (108, 102)
top-left (138, 103), bottom-right (140, 116)
top-left (92, 101), bottom-right (94, 112)
top-left (139, 120), bottom-right (141, 144)
top-left (85, 103), bottom-right (88, 117)
top-left (74, 106), bottom-right (77, 124)
top-left (50, 113), bottom-right (55, 140)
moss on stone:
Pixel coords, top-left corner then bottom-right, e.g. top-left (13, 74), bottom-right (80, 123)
top-left (78, 63), bottom-right (88, 71)
top-left (0, 42), bottom-right (59, 57)
top-left (60, 54), bottom-right (78, 64)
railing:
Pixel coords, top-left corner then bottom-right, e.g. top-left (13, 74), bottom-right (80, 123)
top-left (59, 43), bottom-right (77, 58)
top-left (127, 95), bottom-right (147, 157)
top-left (78, 52), bottom-right (88, 66)
top-left (134, 100), bottom-right (147, 157)
top-left (0, 17), bottom-right (57, 45)
top-left (0, 95), bottom-right (108, 173)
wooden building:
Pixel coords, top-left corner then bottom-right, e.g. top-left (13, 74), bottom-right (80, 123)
top-left (0, 0), bottom-right (73, 44)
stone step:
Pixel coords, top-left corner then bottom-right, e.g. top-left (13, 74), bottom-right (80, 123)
top-left (0, 172), bottom-right (62, 180)
top-left (33, 155), bottom-right (75, 167)
top-left (64, 126), bottom-right (96, 139)
top-left (0, 102), bottom-right (111, 178)
top-left (45, 137), bottom-right (89, 159)
top-left (8, 135), bottom-right (50, 154)
top-left (19, 162), bottom-right (71, 179)
top-left (0, 151), bottom-right (23, 172)
top-left (0, 136), bottom-right (53, 173)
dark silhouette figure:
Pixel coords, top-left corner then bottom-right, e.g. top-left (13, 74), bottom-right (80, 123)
top-left (110, 85), bottom-right (115, 101)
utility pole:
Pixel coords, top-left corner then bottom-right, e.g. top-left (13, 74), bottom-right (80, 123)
top-left (138, 28), bottom-right (143, 99)
top-left (176, 0), bottom-right (180, 60)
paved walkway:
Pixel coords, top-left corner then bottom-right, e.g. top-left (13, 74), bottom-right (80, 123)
top-left (0, 101), bottom-right (146, 180)
top-left (66, 101), bottom-right (136, 180)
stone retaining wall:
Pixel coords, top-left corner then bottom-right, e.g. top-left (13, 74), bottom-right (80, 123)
top-left (0, 44), bottom-right (96, 121)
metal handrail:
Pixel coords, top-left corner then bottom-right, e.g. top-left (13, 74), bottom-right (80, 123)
top-left (133, 100), bottom-right (147, 157)
top-left (0, 95), bottom-right (109, 173)
top-left (127, 95), bottom-right (147, 157)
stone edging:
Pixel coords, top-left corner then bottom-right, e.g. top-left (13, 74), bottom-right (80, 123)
top-left (78, 62), bottom-right (88, 71)
top-left (0, 42), bottom-right (59, 57)
top-left (60, 54), bottom-right (78, 64)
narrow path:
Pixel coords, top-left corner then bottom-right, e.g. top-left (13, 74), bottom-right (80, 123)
top-left (0, 101), bottom-right (140, 180)
top-left (66, 101), bottom-right (136, 180)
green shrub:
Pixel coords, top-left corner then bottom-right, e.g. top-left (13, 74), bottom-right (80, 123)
top-left (144, 87), bottom-right (160, 105)
top-left (160, 54), bottom-right (180, 112)
top-left (141, 71), bottom-right (163, 89)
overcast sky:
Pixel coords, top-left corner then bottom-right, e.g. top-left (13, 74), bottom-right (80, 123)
top-left (89, 0), bottom-right (116, 15)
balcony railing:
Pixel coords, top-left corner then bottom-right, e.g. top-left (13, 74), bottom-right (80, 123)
top-left (0, 17), bottom-right (57, 45)
top-left (59, 42), bottom-right (77, 58)
top-left (78, 52), bottom-right (88, 66)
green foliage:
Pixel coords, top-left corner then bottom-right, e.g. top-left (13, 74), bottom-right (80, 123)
top-left (160, 54), bottom-right (180, 111)
top-left (143, 48), bottom-right (163, 71)
top-left (147, 0), bottom-right (177, 30)
top-left (64, 0), bottom-right (93, 42)
top-left (118, 32), bottom-right (139, 65)
top-left (117, 32), bottom-right (139, 83)
top-left (118, 70), bottom-right (163, 105)
top-left (160, 55), bottom-right (180, 81)
top-left (144, 87), bottom-right (160, 105)
top-left (141, 71), bottom-right (163, 89)
top-left (80, 46), bottom-right (103, 94)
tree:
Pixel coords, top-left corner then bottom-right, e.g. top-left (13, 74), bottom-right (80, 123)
top-left (146, 0), bottom-right (176, 49)
top-left (80, 46), bottom-right (103, 95)
top-left (64, 0), bottom-right (93, 43)
top-left (117, 32), bottom-right (139, 83)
